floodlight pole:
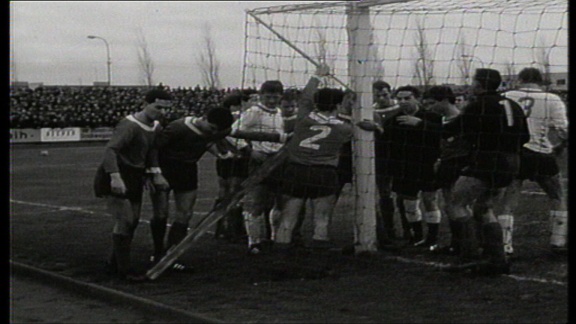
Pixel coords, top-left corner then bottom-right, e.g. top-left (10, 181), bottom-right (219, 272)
top-left (87, 35), bottom-right (111, 85)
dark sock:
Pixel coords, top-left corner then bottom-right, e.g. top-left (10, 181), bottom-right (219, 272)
top-left (482, 222), bottom-right (506, 265)
top-left (448, 219), bottom-right (458, 250)
top-left (426, 223), bottom-right (439, 244)
top-left (396, 198), bottom-right (411, 239)
top-left (227, 206), bottom-right (245, 239)
top-left (457, 217), bottom-right (479, 262)
top-left (167, 222), bottom-right (189, 250)
top-left (112, 233), bottom-right (132, 277)
top-left (411, 221), bottom-right (423, 242)
top-left (378, 197), bottom-right (396, 242)
top-left (150, 218), bottom-right (167, 257)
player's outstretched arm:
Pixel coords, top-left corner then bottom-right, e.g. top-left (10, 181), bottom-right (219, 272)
top-left (298, 63), bottom-right (331, 119)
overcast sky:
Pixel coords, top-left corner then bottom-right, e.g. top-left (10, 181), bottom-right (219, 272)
top-left (10, 1), bottom-right (320, 88)
top-left (10, 1), bottom-right (567, 89)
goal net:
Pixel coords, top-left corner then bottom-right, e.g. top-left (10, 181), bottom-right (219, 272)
top-left (241, 0), bottom-right (568, 252)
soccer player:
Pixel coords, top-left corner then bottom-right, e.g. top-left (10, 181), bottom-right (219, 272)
top-left (359, 85), bottom-right (444, 249)
top-left (384, 86), bottom-right (443, 248)
top-left (229, 80), bottom-right (289, 255)
top-left (499, 67), bottom-right (568, 254)
top-left (443, 68), bottom-right (529, 275)
top-left (266, 88), bottom-right (304, 242)
top-left (275, 66), bottom-right (353, 250)
top-left (371, 80), bottom-right (407, 248)
top-left (454, 93), bottom-right (468, 110)
top-left (148, 107), bottom-right (234, 271)
top-left (213, 92), bottom-right (252, 243)
top-left (94, 89), bottom-right (172, 280)
top-left (423, 86), bottom-right (472, 254)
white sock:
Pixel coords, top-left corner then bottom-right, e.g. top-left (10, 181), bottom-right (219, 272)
top-left (550, 210), bottom-right (568, 247)
top-left (498, 214), bottom-right (514, 253)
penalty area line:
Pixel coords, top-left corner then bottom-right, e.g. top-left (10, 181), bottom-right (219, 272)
top-left (10, 199), bottom-right (210, 231)
top-left (389, 256), bottom-right (566, 287)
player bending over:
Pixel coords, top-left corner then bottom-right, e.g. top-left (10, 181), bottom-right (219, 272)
top-left (148, 107), bottom-right (234, 271)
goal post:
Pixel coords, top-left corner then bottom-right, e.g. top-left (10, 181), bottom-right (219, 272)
top-left (241, 0), bottom-right (568, 253)
top-left (346, 2), bottom-right (379, 253)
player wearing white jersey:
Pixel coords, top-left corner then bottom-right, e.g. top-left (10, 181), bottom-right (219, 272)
top-left (229, 80), bottom-right (288, 255)
top-left (500, 67), bottom-right (568, 254)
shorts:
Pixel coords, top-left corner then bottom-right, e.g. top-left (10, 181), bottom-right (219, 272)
top-left (160, 158), bottom-right (198, 192)
top-left (93, 163), bottom-right (145, 202)
top-left (216, 157), bottom-right (250, 179)
top-left (390, 160), bottom-right (437, 196)
top-left (461, 151), bottom-right (520, 188)
top-left (518, 148), bottom-right (559, 180)
top-left (435, 156), bottom-right (469, 189)
top-left (280, 162), bottom-right (340, 199)
top-left (249, 150), bottom-right (284, 188)
top-left (337, 146), bottom-right (353, 186)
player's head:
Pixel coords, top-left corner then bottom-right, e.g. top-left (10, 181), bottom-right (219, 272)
top-left (143, 89), bottom-right (173, 121)
top-left (395, 85), bottom-right (420, 114)
top-left (373, 80), bottom-right (393, 108)
top-left (259, 80), bottom-right (284, 109)
top-left (473, 68), bottom-right (502, 92)
top-left (281, 88), bottom-right (301, 116)
top-left (517, 67), bottom-right (544, 85)
top-left (423, 86), bottom-right (456, 105)
top-left (339, 89), bottom-right (357, 117)
top-left (423, 86), bottom-right (456, 114)
top-left (205, 106), bottom-right (234, 132)
top-left (314, 88), bottom-right (345, 112)
top-left (454, 93), bottom-right (467, 110)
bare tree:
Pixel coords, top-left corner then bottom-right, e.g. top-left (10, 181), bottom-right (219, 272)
top-left (503, 60), bottom-right (516, 89)
top-left (456, 35), bottom-right (472, 85)
top-left (136, 29), bottom-right (155, 87)
top-left (535, 37), bottom-right (552, 90)
top-left (413, 18), bottom-right (434, 91)
top-left (196, 22), bottom-right (221, 90)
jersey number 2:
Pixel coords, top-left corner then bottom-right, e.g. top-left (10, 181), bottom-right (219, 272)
top-left (299, 125), bottom-right (331, 150)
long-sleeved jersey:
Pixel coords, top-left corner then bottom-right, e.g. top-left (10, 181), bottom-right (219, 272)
top-left (444, 91), bottom-right (530, 154)
top-left (231, 103), bottom-right (284, 154)
top-left (503, 87), bottom-right (568, 154)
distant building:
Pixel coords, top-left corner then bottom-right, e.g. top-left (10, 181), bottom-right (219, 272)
top-left (501, 72), bottom-right (567, 92)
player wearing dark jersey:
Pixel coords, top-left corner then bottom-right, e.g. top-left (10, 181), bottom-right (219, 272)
top-left (94, 89), bottom-right (172, 280)
top-left (148, 107), bottom-right (234, 271)
top-left (500, 67), bottom-right (568, 254)
top-left (382, 86), bottom-right (443, 248)
top-left (423, 86), bottom-right (472, 255)
top-left (213, 92), bottom-right (253, 243)
top-left (443, 68), bottom-right (529, 275)
top-left (275, 65), bottom-right (353, 250)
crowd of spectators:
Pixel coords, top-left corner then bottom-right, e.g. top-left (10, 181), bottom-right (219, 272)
top-left (9, 85), bottom-right (253, 129)
top-left (9, 83), bottom-right (568, 130)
